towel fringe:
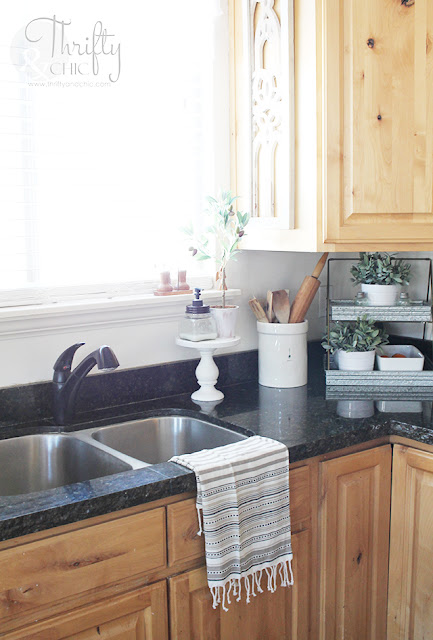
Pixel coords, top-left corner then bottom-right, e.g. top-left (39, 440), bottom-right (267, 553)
top-left (244, 575), bottom-right (251, 603)
top-left (211, 558), bottom-right (294, 610)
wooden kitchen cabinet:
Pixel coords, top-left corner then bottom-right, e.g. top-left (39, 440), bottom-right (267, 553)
top-left (167, 461), bottom-right (317, 639)
top-left (230, 0), bottom-right (433, 251)
top-left (321, 0), bottom-right (433, 248)
top-left (169, 529), bottom-right (312, 640)
top-left (319, 445), bottom-right (392, 640)
top-left (0, 508), bottom-right (167, 634)
top-left (388, 445), bottom-right (433, 640)
top-left (3, 582), bottom-right (168, 640)
top-left (5, 440), bottom-right (433, 639)
top-left (0, 459), bottom-right (316, 640)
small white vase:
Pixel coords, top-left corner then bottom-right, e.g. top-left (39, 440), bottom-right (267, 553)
top-left (361, 283), bottom-right (399, 306)
top-left (210, 305), bottom-right (239, 338)
top-left (336, 349), bottom-right (375, 371)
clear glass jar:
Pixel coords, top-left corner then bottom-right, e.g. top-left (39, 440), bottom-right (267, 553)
top-left (179, 312), bottom-right (218, 341)
top-left (354, 291), bottom-right (367, 305)
top-left (397, 292), bottom-right (410, 306)
top-left (178, 288), bottom-right (218, 341)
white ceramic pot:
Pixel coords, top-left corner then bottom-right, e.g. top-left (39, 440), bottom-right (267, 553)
top-left (257, 320), bottom-right (308, 388)
top-left (361, 283), bottom-right (399, 306)
top-left (210, 305), bottom-right (239, 338)
top-left (335, 349), bottom-right (375, 371)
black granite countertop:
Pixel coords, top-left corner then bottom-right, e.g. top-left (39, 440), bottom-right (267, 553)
top-left (1, 344), bottom-right (433, 542)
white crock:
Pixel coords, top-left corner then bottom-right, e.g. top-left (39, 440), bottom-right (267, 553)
top-left (361, 283), bottom-right (399, 306)
top-left (257, 320), bottom-right (308, 388)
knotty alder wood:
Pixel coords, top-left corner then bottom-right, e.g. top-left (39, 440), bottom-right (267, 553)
top-left (388, 445), bottom-right (433, 640)
top-left (167, 498), bottom-right (205, 567)
top-left (0, 509), bottom-right (166, 630)
top-left (323, 0), bottom-right (433, 245)
top-left (319, 445), bottom-right (392, 640)
top-left (2, 581), bottom-right (168, 640)
top-left (169, 529), bottom-right (312, 640)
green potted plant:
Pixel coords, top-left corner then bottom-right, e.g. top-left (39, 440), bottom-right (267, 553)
top-left (350, 252), bottom-right (411, 306)
top-left (322, 316), bottom-right (389, 371)
top-left (183, 191), bottom-right (250, 338)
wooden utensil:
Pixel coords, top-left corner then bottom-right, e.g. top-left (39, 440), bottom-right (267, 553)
top-left (272, 289), bottom-right (291, 323)
top-left (289, 253), bottom-right (329, 323)
top-left (249, 297), bottom-right (269, 322)
top-left (266, 290), bottom-right (274, 322)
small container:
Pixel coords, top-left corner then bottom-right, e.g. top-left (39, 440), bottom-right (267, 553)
top-left (156, 270), bottom-right (173, 293)
top-left (354, 291), bottom-right (367, 306)
top-left (376, 345), bottom-right (424, 371)
top-left (179, 288), bottom-right (218, 342)
top-left (176, 269), bottom-right (190, 291)
top-left (397, 292), bottom-right (410, 306)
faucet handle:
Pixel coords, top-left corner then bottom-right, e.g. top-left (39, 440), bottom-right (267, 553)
top-left (53, 342), bottom-right (85, 379)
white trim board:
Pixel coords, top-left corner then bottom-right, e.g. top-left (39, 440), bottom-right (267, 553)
top-left (0, 289), bottom-right (242, 340)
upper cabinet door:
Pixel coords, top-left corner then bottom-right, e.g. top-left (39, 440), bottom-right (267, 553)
top-left (323, 0), bottom-right (433, 246)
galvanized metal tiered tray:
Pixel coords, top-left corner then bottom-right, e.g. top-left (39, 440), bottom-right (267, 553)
top-left (325, 257), bottom-right (433, 391)
top-left (325, 384), bottom-right (433, 401)
top-left (325, 353), bottom-right (433, 388)
top-left (329, 300), bottom-right (432, 323)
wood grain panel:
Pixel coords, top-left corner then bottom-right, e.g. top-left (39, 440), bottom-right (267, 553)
top-left (0, 509), bottom-right (166, 625)
top-left (3, 581), bottom-right (168, 640)
top-left (167, 499), bottom-right (205, 567)
top-left (388, 445), bottom-right (433, 640)
top-left (169, 529), bottom-right (312, 640)
top-left (323, 0), bottom-right (433, 245)
top-left (319, 446), bottom-right (392, 640)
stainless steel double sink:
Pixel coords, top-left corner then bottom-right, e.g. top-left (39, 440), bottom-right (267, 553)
top-left (0, 415), bottom-right (248, 497)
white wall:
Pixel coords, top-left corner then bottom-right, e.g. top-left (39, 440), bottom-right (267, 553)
top-left (1, 250), bottom-right (431, 388)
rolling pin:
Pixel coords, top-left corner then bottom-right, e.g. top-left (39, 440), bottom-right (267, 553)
top-left (289, 253), bottom-right (329, 323)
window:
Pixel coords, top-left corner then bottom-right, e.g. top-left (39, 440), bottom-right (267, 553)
top-left (0, 0), bottom-right (229, 306)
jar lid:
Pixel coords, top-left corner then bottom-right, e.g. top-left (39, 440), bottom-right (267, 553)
top-left (186, 288), bottom-right (210, 314)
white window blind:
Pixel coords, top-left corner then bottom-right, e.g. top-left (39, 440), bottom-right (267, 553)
top-left (0, 0), bottom-right (229, 306)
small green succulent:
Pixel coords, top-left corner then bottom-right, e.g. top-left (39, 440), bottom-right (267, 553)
top-left (322, 316), bottom-right (389, 354)
top-left (350, 252), bottom-right (411, 286)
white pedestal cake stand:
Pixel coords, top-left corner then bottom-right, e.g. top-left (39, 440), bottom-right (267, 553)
top-left (176, 336), bottom-right (240, 402)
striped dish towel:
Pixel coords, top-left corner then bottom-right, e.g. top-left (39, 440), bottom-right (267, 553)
top-left (170, 435), bottom-right (293, 611)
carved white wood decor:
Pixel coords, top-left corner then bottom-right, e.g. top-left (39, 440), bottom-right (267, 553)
top-left (243, 0), bottom-right (294, 228)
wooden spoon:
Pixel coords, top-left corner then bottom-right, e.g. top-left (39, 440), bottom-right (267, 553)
top-left (266, 290), bottom-right (274, 323)
top-left (272, 289), bottom-right (291, 323)
top-left (249, 297), bottom-right (269, 322)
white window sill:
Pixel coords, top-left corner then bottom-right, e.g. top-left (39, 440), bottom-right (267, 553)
top-left (0, 289), bottom-right (242, 339)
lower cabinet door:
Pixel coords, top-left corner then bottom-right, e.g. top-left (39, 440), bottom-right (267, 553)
top-left (319, 445), bottom-right (392, 640)
top-left (169, 529), bottom-right (312, 640)
top-left (388, 445), bottom-right (433, 640)
top-left (3, 581), bottom-right (168, 640)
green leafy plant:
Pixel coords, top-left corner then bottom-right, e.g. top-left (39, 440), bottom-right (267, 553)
top-left (322, 316), bottom-right (389, 354)
top-left (182, 191), bottom-right (250, 307)
top-left (350, 252), bottom-right (411, 286)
